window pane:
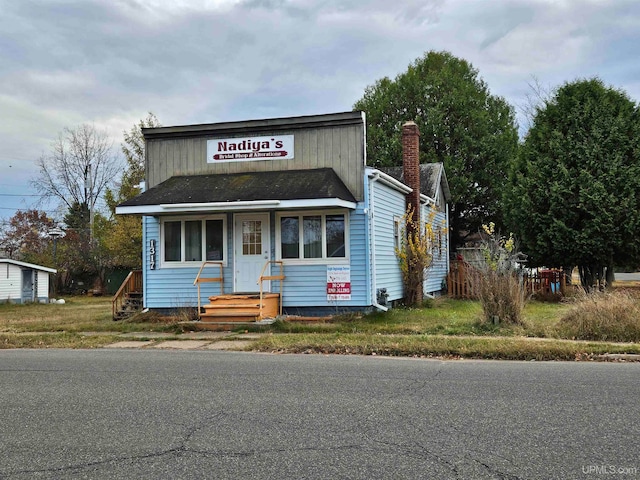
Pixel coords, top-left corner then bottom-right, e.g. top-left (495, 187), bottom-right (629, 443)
top-left (164, 221), bottom-right (181, 262)
top-left (303, 216), bottom-right (322, 258)
top-left (280, 217), bottom-right (299, 258)
top-left (326, 214), bottom-right (345, 258)
top-left (243, 220), bottom-right (261, 256)
top-left (185, 220), bottom-right (202, 261)
top-left (206, 219), bottom-right (224, 260)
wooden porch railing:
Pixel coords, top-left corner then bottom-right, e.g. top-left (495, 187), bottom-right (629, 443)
top-left (258, 260), bottom-right (285, 318)
top-left (193, 261), bottom-right (224, 319)
top-left (111, 270), bottom-right (142, 320)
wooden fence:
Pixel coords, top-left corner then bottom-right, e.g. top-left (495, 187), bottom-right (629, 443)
top-left (447, 261), bottom-right (566, 299)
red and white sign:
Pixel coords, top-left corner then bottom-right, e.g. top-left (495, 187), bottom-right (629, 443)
top-left (207, 135), bottom-right (294, 163)
top-left (327, 265), bottom-right (351, 301)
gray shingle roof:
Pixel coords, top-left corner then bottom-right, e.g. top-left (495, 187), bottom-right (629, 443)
top-left (118, 168), bottom-right (356, 207)
top-left (381, 163), bottom-right (451, 202)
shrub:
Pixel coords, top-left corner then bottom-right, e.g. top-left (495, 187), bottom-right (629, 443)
top-left (474, 223), bottom-right (527, 325)
top-left (559, 290), bottom-right (640, 342)
top-left (395, 207), bottom-right (444, 306)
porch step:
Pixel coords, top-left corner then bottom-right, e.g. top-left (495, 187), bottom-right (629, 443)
top-left (200, 312), bottom-right (260, 322)
top-left (200, 293), bottom-right (280, 322)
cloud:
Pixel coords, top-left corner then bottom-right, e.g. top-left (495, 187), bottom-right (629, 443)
top-left (1, 0), bottom-right (639, 220)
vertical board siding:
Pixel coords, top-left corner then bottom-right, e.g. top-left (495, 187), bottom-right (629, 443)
top-left (146, 124), bottom-right (364, 200)
top-left (423, 206), bottom-right (449, 295)
top-left (371, 181), bottom-right (405, 301)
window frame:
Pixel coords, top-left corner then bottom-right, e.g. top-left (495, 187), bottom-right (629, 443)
top-left (275, 209), bottom-right (350, 264)
top-left (160, 215), bottom-right (228, 268)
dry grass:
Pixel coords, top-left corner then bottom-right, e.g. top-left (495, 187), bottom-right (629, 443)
top-left (252, 332), bottom-right (640, 361)
top-left (559, 290), bottom-right (640, 342)
top-left (0, 297), bottom-right (180, 334)
top-left (476, 272), bottom-right (527, 325)
top-left (2, 293), bottom-right (639, 360)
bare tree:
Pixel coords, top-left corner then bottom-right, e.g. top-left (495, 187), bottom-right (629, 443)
top-left (32, 124), bottom-right (121, 217)
top-left (518, 75), bottom-right (555, 131)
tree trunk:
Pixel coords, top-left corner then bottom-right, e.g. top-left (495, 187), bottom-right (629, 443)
top-left (605, 263), bottom-right (615, 289)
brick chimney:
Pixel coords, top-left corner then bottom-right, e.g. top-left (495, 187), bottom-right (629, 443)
top-left (402, 121), bottom-right (421, 223)
top-left (402, 121), bottom-right (422, 305)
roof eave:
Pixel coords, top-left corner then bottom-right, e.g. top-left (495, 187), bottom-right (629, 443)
top-left (116, 198), bottom-right (357, 215)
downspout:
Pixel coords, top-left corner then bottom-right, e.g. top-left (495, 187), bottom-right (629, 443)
top-left (368, 172), bottom-right (388, 312)
top-left (446, 202), bottom-right (451, 275)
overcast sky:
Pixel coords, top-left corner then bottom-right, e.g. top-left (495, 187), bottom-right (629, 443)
top-left (1, 0), bottom-right (639, 223)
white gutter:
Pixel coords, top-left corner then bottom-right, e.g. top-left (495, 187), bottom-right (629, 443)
top-left (116, 198), bottom-right (357, 215)
top-left (368, 172), bottom-right (388, 312)
top-left (367, 169), bottom-right (412, 194)
top-left (420, 193), bottom-right (436, 206)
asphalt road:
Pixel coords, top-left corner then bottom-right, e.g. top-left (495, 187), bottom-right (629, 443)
top-left (0, 350), bottom-right (638, 479)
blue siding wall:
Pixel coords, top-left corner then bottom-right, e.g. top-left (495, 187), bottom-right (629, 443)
top-left (280, 205), bottom-right (368, 309)
top-left (423, 206), bottom-right (449, 295)
top-left (370, 180), bottom-right (405, 302)
top-left (143, 208), bottom-right (370, 311)
top-left (143, 215), bottom-right (233, 310)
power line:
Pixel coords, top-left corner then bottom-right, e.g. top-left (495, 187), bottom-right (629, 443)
top-left (0, 193), bottom-right (41, 197)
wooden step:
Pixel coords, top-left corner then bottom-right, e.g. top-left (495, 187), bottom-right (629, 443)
top-left (200, 293), bottom-right (280, 321)
top-left (200, 311), bottom-right (260, 322)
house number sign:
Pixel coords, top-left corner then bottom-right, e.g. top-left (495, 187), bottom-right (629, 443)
top-left (149, 239), bottom-right (156, 270)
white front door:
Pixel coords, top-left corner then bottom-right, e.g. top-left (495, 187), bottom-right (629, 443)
top-left (234, 213), bottom-right (270, 292)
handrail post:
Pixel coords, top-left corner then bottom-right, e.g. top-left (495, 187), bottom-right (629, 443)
top-left (193, 261), bottom-right (224, 320)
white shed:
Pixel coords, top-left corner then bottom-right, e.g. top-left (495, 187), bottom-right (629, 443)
top-left (0, 259), bottom-right (57, 304)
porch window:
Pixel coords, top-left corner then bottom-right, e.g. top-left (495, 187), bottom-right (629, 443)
top-left (277, 211), bottom-right (348, 262)
top-left (161, 216), bottom-right (226, 266)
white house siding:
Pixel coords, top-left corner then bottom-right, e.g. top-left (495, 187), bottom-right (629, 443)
top-left (1, 263), bottom-right (52, 303)
top-left (36, 273), bottom-right (49, 301)
top-left (423, 206), bottom-right (449, 295)
top-left (0, 263), bottom-right (21, 302)
top-left (370, 180), bottom-right (406, 302)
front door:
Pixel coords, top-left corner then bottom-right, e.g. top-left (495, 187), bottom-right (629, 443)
top-left (21, 270), bottom-right (34, 303)
top-left (234, 213), bottom-right (270, 293)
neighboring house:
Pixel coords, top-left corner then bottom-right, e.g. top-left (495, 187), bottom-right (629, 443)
top-left (0, 259), bottom-right (56, 303)
top-left (116, 111), bottom-right (450, 316)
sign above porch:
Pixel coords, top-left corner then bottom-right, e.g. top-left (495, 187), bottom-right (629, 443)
top-left (207, 135), bottom-right (294, 163)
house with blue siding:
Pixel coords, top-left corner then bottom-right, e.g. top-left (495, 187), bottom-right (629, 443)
top-left (115, 112), bottom-right (450, 320)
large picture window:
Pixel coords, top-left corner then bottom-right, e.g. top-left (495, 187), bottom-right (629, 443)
top-left (161, 216), bottom-right (226, 266)
top-left (277, 211), bottom-right (348, 262)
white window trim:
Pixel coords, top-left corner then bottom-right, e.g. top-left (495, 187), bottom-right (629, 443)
top-left (160, 214), bottom-right (228, 268)
top-left (393, 215), bottom-right (402, 251)
top-left (275, 209), bottom-right (350, 265)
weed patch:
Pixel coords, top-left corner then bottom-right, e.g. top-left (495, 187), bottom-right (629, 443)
top-left (559, 290), bottom-right (640, 342)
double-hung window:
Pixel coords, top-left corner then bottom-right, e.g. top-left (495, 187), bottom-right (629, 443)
top-left (277, 211), bottom-right (348, 262)
top-left (162, 216), bottom-right (226, 266)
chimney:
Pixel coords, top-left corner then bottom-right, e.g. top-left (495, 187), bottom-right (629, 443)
top-left (402, 121), bottom-right (421, 223)
top-left (402, 120), bottom-right (422, 305)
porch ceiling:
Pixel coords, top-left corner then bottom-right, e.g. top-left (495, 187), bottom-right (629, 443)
top-left (116, 168), bottom-right (357, 214)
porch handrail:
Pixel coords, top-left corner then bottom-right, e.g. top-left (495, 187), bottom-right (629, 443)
top-left (258, 260), bottom-right (285, 318)
top-left (194, 261), bottom-right (224, 319)
top-left (111, 270), bottom-right (142, 320)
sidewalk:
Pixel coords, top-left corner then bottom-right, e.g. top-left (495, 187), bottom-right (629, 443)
top-left (83, 331), bottom-right (267, 350)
